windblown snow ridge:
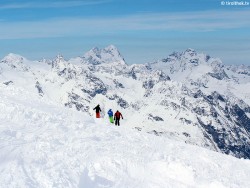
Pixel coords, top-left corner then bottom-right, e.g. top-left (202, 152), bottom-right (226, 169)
top-left (0, 83), bottom-right (250, 188)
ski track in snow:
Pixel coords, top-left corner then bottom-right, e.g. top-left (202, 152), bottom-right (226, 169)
top-left (0, 85), bottom-right (250, 188)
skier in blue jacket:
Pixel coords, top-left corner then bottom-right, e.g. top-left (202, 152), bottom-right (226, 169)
top-left (107, 109), bottom-right (114, 123)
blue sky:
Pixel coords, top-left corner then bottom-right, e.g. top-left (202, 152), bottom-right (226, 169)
top-left (0, 0), bottom-right (250, 65)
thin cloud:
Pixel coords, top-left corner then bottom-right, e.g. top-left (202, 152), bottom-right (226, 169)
top-left (0, 10), bottom-right (249, 39)
top-left (0, 0), bottom-right (111, 9)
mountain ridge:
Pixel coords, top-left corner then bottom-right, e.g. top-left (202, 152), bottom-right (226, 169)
top-left (1, 45), bottom-right (250, 159)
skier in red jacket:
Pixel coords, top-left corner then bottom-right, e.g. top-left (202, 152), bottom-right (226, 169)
top-left (114, 110), bottom-right (123, 126)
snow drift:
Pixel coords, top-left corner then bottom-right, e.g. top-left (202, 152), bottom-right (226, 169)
top-left (0, 83), bottom-right (250, 188)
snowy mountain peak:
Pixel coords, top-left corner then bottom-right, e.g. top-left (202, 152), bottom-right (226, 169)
top-left (54, 54), bottom-right (65, 62)
top-left (148, 48), bottom-right (242, 83)
top-left (51, 54), bottom-right (69, 70)
top-left (183, 48), bottom-right (197, 57)
top-left (83, 45), bottom-right (126, 65)
top-left (89, 47), bottom-right (100, 54)
top-left (1, 53), bottom-right (26, 63)
top-left (161, 49), bottom-right (200, 65)
top-left (103, 44), bottom-right (119, 53)
top-left (0, 53), bottom-right (31, 72)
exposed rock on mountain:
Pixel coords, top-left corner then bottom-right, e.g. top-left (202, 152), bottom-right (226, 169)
top-left (1, 45), bottom-right (250, 159)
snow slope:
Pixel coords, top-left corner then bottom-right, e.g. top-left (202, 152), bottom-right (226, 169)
top-left (1, 80), bottom-right (250, 188)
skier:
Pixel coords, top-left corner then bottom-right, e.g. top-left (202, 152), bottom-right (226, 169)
top-left (107, 109), bottom-right (114, 123)
top-left (93, 104), bottom-right (101, 118)
top-left (114, 110), bottom-right (123, 126)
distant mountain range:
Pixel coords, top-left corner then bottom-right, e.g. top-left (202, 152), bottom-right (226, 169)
top-left (1, 45), bottom-right (250, 159)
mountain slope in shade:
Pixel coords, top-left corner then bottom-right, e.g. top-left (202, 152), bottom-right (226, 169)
top-left (1, 45), bottom-right (250, 160)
